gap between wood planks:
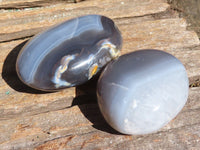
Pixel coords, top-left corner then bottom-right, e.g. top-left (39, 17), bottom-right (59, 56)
top-left (0, 0), bottom-right (84, 9)
top-left (0, 8), bottom-right (177, 43)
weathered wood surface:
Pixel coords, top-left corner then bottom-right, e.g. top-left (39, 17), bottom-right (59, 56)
top-left (168, 0), bottom-right (200, 38)
top-left (0, 0), bottom-right (84, 9)
top-left (0, 0), bottom-right (200, 149)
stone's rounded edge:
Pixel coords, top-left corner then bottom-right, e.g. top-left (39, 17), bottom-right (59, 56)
top-left (97, 59), bottom-right (131, 134)
top-left (97, 49), bottom-right (189, 135)
top-left (16, 14), bottom-right (122, 91)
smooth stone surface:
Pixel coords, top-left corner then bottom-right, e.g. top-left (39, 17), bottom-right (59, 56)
top-left (97, 49), bottom-right (189, 135)
top-left (16, 15), bottom-right (122, 91)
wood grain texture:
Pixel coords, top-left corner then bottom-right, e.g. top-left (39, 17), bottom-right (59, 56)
top-left (0, 0), bottom-right (169, 42)
top-left (0, 0), bottom-right (199, 149)
top-left (0, 0), bottom-right (84, 9)
top-left (0, 87), bottom-right (200, 149)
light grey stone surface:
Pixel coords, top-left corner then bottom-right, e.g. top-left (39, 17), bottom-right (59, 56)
top-left (97, 49), bottom-right (189, 135)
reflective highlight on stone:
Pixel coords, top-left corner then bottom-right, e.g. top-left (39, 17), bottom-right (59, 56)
top-left (97, 49), bottom-right (189, 135)
top-left (16, 15), bottom-right (122, 91)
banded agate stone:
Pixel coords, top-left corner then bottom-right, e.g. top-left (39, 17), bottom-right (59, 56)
top-left (16, 15), bottom-right (122, 91)
top-left (97, 50), bottom-right (189, 135)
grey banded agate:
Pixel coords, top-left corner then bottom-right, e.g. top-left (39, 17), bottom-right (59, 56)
top-left (97, 49), bottom-right (189, 135)
top-left (16, 15), bottom-right (122, 91)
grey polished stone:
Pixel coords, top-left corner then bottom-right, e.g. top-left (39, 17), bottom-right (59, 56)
top-left (97, 49), bottom-right (189, 135)
top-left (16, 15), bottom-right (122, 91)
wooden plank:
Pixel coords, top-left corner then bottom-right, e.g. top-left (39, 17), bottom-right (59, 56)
top-left (0, 0), bottom-right (170, 122)
top-left (0, 0), bottom-right (169, 42)
top-left (0, 87), bottom-right (199, 149)
top-left (1, 18), bottom-right (199, 74)
top-left (168, 0), bottom-right (200, 37)
top-left (0, 17), bottom-right (199, 121)
top-left (0, 0), bottom-right (199, 125)
top-left (35, 124), bottom-right (200, 150)
top-left (0, 0), bottom-right (83, 9)
top-left (0, 0), bottom-right (200, 149)
top-left (0, 0), bottom-right (169, 25)
top-left (120, 18), bottom-right (199, 52)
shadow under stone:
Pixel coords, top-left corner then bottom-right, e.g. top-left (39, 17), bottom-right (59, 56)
top-left (73, 75), bottom-right (121, 135)
top-left (2, 40), bottom-right (49, 94)
top-left (2, 40), bottom-right (120, 133)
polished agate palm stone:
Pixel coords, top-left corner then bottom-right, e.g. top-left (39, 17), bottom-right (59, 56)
top-left (97, 49), bottom-right (189, 135)
top-left (16, 15), bottom-right (122, 91)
